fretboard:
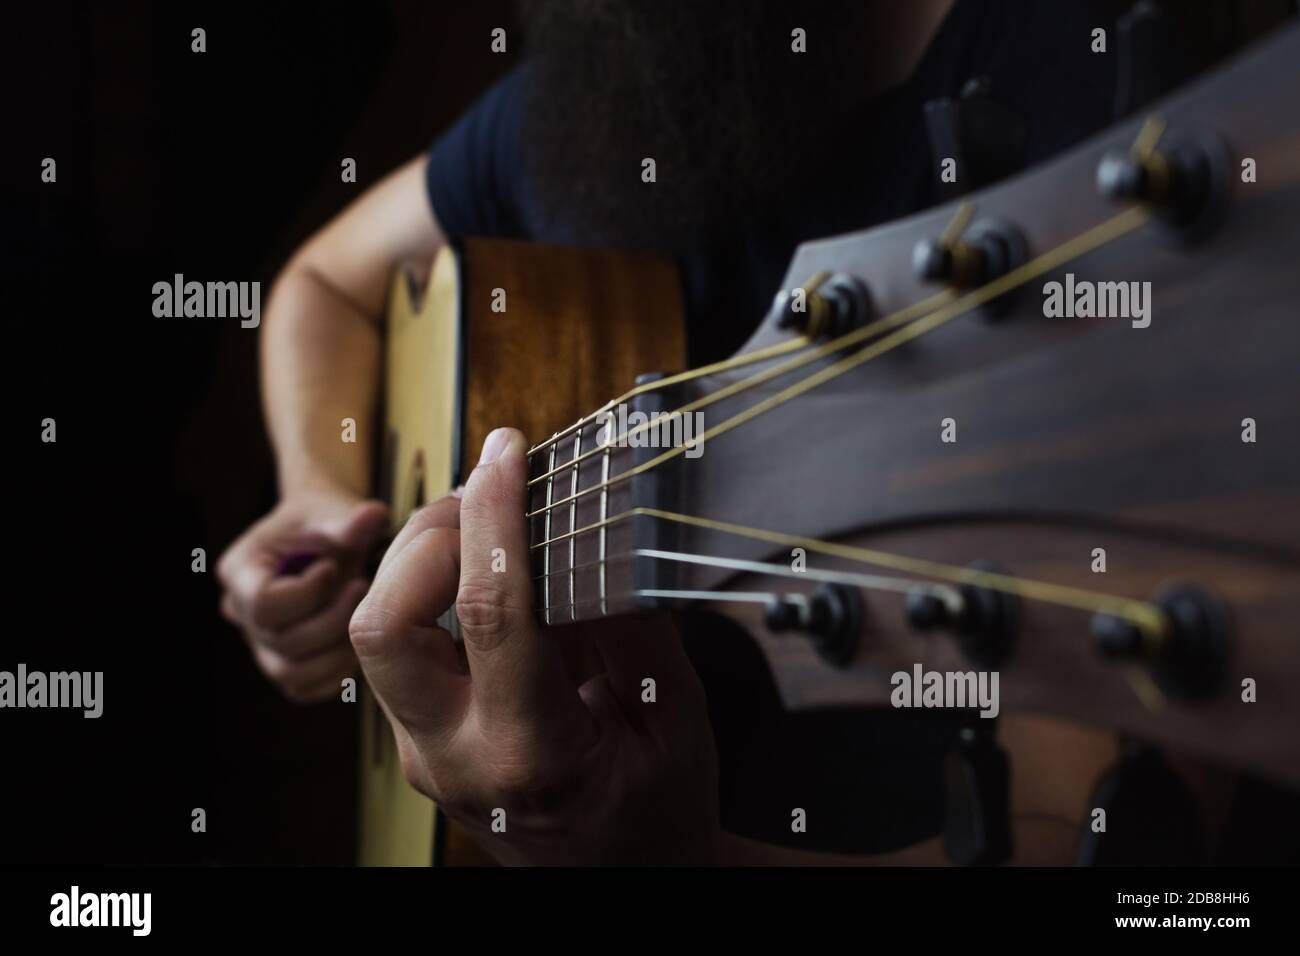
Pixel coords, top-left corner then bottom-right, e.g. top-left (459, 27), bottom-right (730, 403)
top-left (526, 416), bottom-right (644, 627)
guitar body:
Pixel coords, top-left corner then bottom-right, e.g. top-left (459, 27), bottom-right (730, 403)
top-left (359, 238), bottom-right (686, 865)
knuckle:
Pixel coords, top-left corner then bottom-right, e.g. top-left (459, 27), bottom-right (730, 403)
top-left (347, 602), bottom-right (394, 658)
top-left (454, 580), bottom-right (514, 648)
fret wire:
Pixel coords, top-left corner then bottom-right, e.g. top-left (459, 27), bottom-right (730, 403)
top-left (568, 424), bottom-right (581, 622)
top-left (542, 436), bottom-right (556, 626)
top-left (600, 435), bottom-right (611, 616)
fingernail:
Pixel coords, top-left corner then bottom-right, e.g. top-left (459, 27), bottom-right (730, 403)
top-left (478, 428), bottom-right (512, 465)
top-left (450, 484), bottom-right (467, 497)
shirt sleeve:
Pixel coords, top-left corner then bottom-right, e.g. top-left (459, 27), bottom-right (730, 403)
top-left (424, 67), bottom-right (529, 241)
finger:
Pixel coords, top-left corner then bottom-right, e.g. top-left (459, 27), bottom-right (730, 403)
top-left (318, 499), bottom-right (391, 555)
top-left (457, 428), bottom-right (588, 730)
top-left (246, 557), bottom-right (341, 631)
top-left (350, 525), bottom-right (468, 735)
top-left (376, 494), bottom-right (460, 577)
top-left (248, 577), bottom-right (369, 660)
top-left (252, 641), bottom-right (356, 704)
top-left (218, 540), bottom-right (276, 621)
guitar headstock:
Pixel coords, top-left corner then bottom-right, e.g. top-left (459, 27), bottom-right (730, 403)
top-left (641, 25), bottom-right (1300, 785)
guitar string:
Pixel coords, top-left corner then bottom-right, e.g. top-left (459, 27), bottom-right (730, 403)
top-left (525, 203), bottom-right (1152, 521)
top-left (529, 506), bottom-right (1168, 640)
top-left (523, 192), bottom-right (996, 467)
top-left (515, 121), bottom-right (1163, 633)
top-left (524, 113), bottom-right (1167, 496)
top-left (525, 285), bottom-right (959, 488)
top-left (531, 547), bottom-right (966, 608)
top-left (520, 204), bottom-right (1161, 631)
top-left (524, 334), bottom-right (815, 458)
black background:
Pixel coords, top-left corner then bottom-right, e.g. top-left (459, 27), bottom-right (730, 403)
top-left (5, 0), bottom-right (517, 865)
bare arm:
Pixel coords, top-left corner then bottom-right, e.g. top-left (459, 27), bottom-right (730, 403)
top-left (262, 155), bottom-right (443, 498)
top-left (218, 155), bottom-right (444, 703)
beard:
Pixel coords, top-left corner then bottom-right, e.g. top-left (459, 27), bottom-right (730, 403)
top-left (520, 0), bottom-right (873, 250)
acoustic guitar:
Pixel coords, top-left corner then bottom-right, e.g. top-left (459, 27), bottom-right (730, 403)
top-left (359, 23), bottom-right (1300, 866)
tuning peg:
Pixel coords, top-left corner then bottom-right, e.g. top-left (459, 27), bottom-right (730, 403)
top-left (1096, 126), bottom-right (1230, 238)
top-left (902, 566), bottom-right (1016, 666)
top-left (1090, 585), bottom-right (1228, 699)
top-left (765, 584), bottom-right (862, 667)
top-left (912, 217), bottom-right (1028, 319)
top-left (905, 587), bottom-right (950, 631)
top-left (775, 272), bottom-right (874, 340)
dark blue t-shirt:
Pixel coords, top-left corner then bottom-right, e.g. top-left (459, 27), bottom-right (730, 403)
top-left (428, 0), bottom-right (1116, 364)
top-left (425, 0), bottom-right (1120, 854)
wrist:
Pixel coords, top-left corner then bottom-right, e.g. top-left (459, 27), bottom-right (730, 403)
top-left (278, 461), bottom-right (368, 504)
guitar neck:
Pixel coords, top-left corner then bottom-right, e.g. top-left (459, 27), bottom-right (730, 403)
top-left (526, 409), bottom-right (687, 628)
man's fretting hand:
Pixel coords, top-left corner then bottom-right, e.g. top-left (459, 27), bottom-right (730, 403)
top-left (350, 427), bottom-right (720, 865)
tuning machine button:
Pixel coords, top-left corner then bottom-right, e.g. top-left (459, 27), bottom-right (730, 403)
top-left (903, 563), bottom-right (1018, 666)
top-left (765, 583), bottom-right (863, 667)
top-left (1090, 584), bottom-right (1229, 698)
top-left (775, 272), bottom-right (875, 340)
top-left (912, 217), bottom-right (1028, 320)
top-left (1096, 126), bottom-right (1230, 240)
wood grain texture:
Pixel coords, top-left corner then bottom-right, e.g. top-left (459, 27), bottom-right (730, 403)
top-left (461, 237), bottom-right (686, 472)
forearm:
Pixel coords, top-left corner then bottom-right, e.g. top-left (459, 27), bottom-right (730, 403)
top-left (258, 156), bottom-right (441, 501)
top-left (261, 263), bottom-right (383, 499)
